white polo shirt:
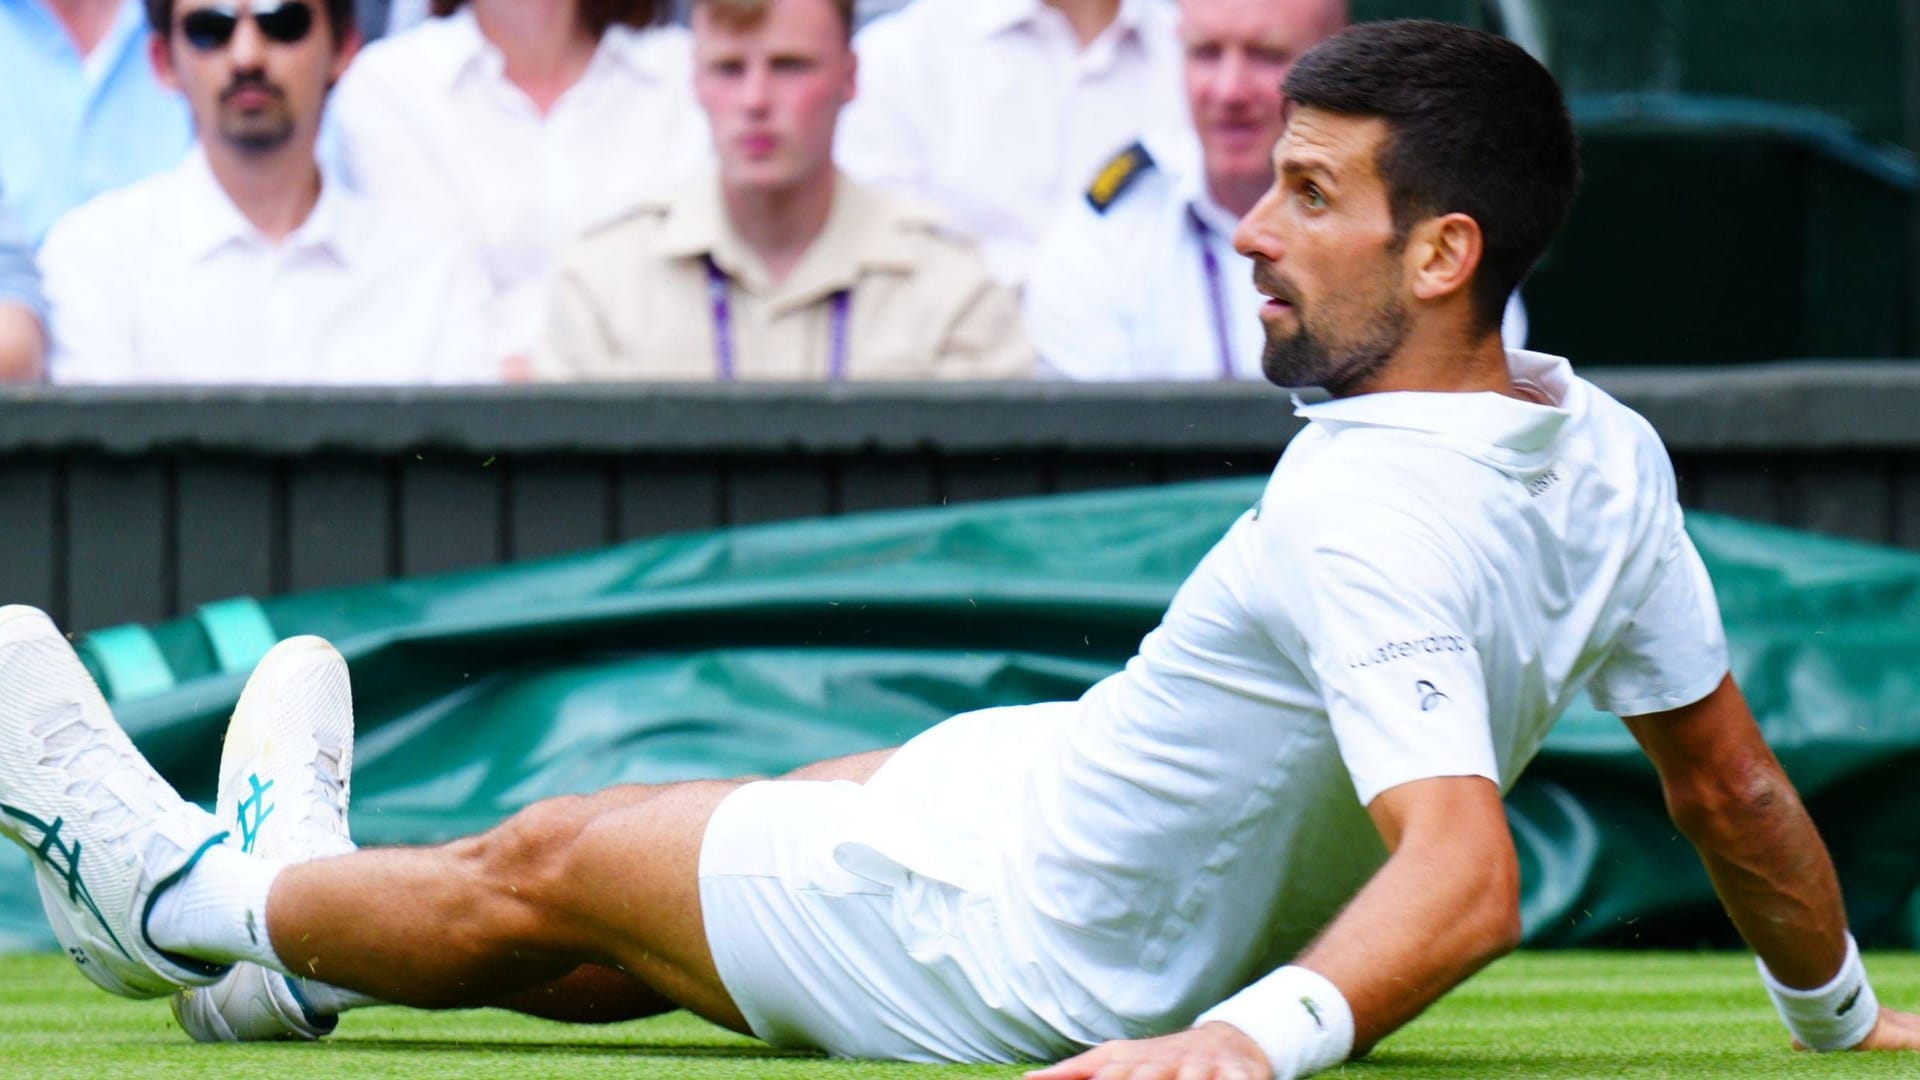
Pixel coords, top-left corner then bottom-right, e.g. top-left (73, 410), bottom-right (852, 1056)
top-left (1026, 134), bottom-right (1530, 380)
top-left (40, 149), bottom-right (498, 384)
top-left (846, 349), bottom-right (1729, 1042)
top-left (327, 11), bottom-right (711, 351)
top-left (835, 0), bottom-right (1186, 285)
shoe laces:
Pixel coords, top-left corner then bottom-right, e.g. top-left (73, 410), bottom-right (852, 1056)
top-left (305, 743), bottom-right (350, 839)
top-left (32, 697), bottom-right (176, 850)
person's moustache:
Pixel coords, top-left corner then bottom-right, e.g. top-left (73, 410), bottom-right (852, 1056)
top-left (220, 73), bottom-right (284, 104)
top-left (1252, 262), bottom-right (1299, 306)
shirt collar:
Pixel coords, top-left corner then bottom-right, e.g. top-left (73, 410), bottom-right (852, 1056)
top-left (1291, 350), bottom-right (1578, 455)
top-left (435, 8), bottom-right (500, 88)
top-left (969, 0), bottom-right (1159, 40)
top-left (656, 173), bottom-right (738, 264)
top-left (967, 0), bottom-right (1043, 36)
top-left (436, 9), bottom-right (678, 89)
top-left (657, 172), bottom-right (909, 310)
top-left (174, 147), bottom-right (357, 265)
top-left (83, 0), bottom-right (149, 91)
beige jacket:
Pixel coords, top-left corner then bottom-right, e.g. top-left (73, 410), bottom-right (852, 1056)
top-left (537, 172), bottom-right (1033, 381)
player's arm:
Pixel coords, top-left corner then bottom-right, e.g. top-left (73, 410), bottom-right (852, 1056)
top-left (1294, 774), bottom-right (1521, 1050)
top-left (1625, 672), bottom-right (1920, 1051)
top-left (1029, 773), bottom-right (1519, 1080)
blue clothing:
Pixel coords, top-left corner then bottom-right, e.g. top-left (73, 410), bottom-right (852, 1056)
top-left (0, 0), bottom-right (193, 242)
top-left (0, 200), bottom-right (43, 320)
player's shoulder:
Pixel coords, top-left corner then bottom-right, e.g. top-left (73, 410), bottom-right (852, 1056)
top-left (1260, 440), bottom-right (1468, 555)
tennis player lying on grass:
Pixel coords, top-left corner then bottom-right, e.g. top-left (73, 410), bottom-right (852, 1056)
top-left (4, 19), bottom-right (1918, 1080)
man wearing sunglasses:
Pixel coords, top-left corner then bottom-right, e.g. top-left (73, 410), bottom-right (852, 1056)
top-left (33, 0), bottom-right (502, 384)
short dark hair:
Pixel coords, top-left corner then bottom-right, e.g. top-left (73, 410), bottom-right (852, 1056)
top-left (147, 0), bottom-right (356, 45)
top-left (1283, 20), bottom-right (1579, 332)
top-left (429, 0), bottom-right (666, 39)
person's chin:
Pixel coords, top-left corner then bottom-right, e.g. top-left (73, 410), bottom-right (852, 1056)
top-left (723, 162), bottom-right (800, 193)
top-left (218, 117), bottom-right (295, 155)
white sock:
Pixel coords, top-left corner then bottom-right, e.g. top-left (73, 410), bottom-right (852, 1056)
top-left (147, 844), bottom-right (288, 971)
top-left (293, 979), bottom-right (385, 1015)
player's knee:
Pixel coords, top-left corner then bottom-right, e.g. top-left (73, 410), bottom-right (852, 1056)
top-left (454, 793), bottom-right (630, 939)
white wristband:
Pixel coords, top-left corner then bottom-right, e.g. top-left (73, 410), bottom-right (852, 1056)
top-left (1757, 933), bottom-right (1879, 1051)
top-left (1193, 965), bottom-right (1354, 1080)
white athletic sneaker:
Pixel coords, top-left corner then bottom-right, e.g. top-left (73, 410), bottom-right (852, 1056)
top-left (171, 635), bottom-right (355, 1042)
top-left (0, 605), bottom-right (232, 999)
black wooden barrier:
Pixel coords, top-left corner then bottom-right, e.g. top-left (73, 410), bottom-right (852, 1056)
top-left (2, 362), bottom-right (1917, 633)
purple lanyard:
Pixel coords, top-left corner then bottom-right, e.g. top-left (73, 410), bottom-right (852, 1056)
top-left (706, 258), bottom-right (852, 381)
top-left (1187, 208), bottom-right (1236, 380)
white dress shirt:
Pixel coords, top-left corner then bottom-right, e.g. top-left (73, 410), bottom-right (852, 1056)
top-left (1026, 134), bottom-right (1531, 381)
top-left (836, 0), bottom-right (1186, 285)
top-left (40, 150), bottom-right (498, 384)
top-left (838, 350), bottom-right (1727, 1042)
top-left (327, 11), bottom-right (712, 350)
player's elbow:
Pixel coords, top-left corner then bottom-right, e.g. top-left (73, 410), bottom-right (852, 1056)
top-left (1474, 856), bottom-right (1525, 960)
top-left (1438, 841), bottom-right (1524, 966)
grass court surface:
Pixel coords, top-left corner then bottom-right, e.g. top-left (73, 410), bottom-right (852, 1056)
top-left (5, 951), bottom-right (1918, 1079)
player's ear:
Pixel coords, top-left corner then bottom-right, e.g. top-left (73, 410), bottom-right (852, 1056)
top-left (1404, 212), bottom-right (1482, 304)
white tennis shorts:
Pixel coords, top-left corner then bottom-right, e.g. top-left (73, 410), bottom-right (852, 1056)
top-left (698, 774), bottom-right (1084, 1063)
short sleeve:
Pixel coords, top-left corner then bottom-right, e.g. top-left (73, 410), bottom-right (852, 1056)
top-left (1287, 513), bottom-right (1498, 806)
top-left (1586, 528), bottom-right (1730, 717)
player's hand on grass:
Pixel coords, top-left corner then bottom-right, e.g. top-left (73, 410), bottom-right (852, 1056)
top-left (1025, 1022), bottom-right (1272, 1080)
top-left (1843, 1008), bottom-right (1920, 1051)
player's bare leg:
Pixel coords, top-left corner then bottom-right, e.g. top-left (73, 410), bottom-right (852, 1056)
top-left (265, 779), bottom-right (752, 1032)
top-left (489, 962), bottom-right (677, 1023)
top-left (475, 750), bottom-right (896, 1024)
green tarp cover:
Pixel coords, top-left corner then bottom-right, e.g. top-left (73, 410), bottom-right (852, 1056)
top-left (4, 480), bottom-right (1919, 953)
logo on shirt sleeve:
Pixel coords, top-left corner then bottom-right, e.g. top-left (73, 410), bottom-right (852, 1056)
top-left (1416, 680), bottom-right (1450, 711)
top-left (1345, 634), bottom-right (1470, 670)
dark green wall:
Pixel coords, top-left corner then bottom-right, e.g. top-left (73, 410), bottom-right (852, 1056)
top-left (2, 367), bottom-right (1918, 632)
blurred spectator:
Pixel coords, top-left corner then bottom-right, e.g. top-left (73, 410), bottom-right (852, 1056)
top-left (1026, 0), bottom-right (1525, 380)
top-left (0, 0), bottom-right (193, 241)
top-left (40, 0), bottom-right (499, 383)
top-left (1025, 0), bottom-right (1339, 380)
top-left (538, 0), bottom-right (1031, 380)
top-left (836, 0), bottom-right (1187, 286)
top-left (327, 0), bottom-right (711, 355)
top-left (0, 199), bottom-right (45, 382)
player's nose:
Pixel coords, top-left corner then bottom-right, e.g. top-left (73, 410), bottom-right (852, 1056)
top-left (1233, 187), bottom-right (1285, 263)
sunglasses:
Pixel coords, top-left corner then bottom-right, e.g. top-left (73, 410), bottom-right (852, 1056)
top-left (179, 1), bottom-right (315, 50)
